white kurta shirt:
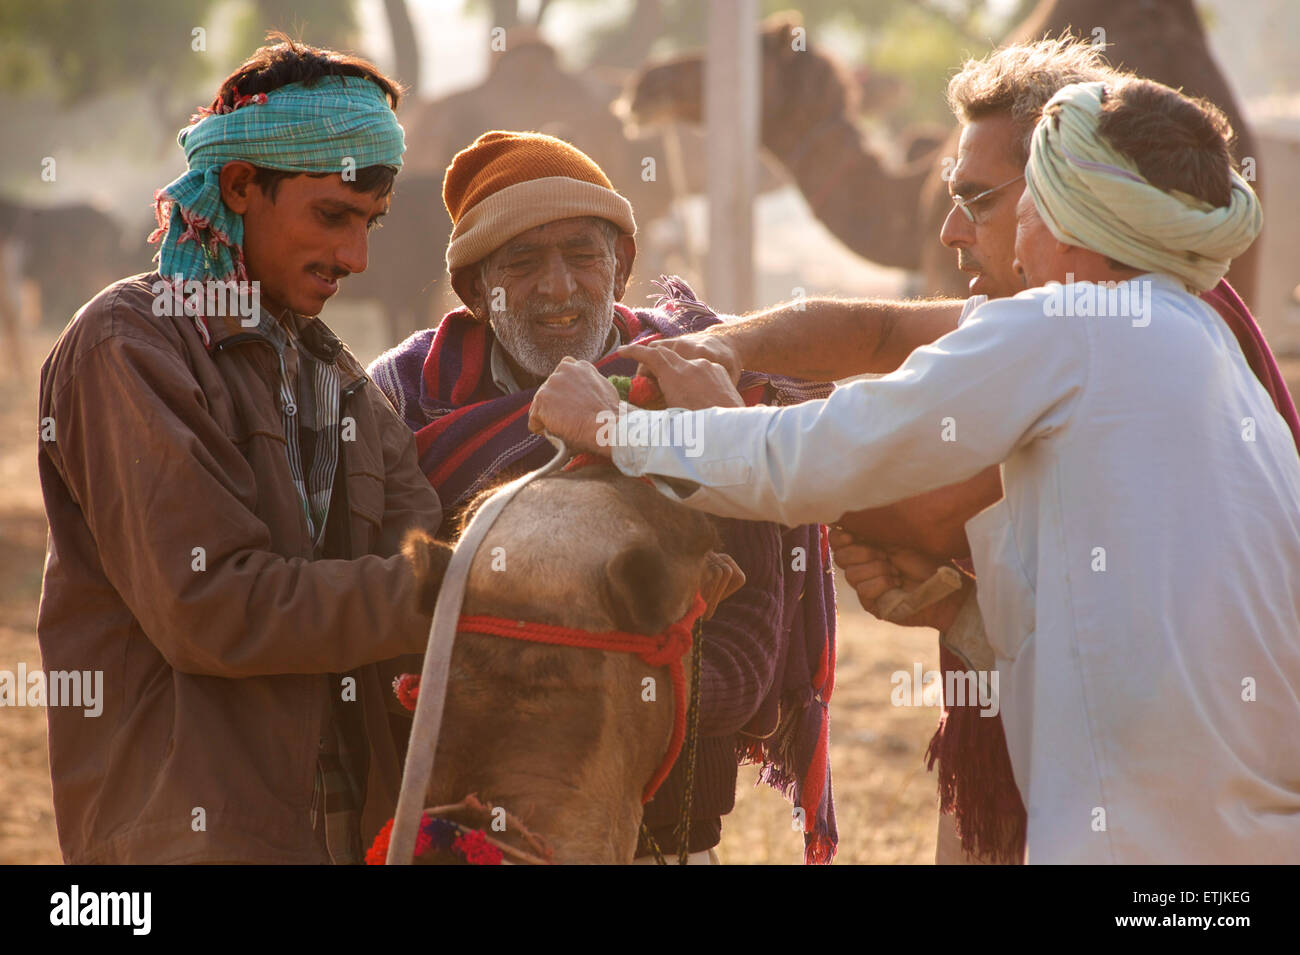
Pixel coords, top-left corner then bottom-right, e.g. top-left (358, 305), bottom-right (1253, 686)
top-left (611, 274), bottom-right (1300, 863)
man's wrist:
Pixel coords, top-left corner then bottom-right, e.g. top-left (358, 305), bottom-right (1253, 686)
top-left (702, 326), bottom-right (746, 378)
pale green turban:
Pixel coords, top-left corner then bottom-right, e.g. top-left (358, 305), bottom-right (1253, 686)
top-left (150, 75), bottom-right (405, 283)
top-left (1025, 80), bottom-right (1261, 292)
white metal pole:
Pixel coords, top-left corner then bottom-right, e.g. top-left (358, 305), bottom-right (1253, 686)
top-left (705, 0), bottom-right (759, 314)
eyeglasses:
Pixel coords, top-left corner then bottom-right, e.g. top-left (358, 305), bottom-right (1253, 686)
top-left (950, 174), bottom-right (1025, 222)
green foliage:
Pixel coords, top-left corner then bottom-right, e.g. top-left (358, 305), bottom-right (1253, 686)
top-left (0, 0), bottom-right (218, 102)
top-left (760, 0), bottom-right (1019, 127)
top-left (865, 4), bottom-right (993, 126)
top-left (567, 0), bottom-right (1022, 127)
top-left (0, 0), bottom-right (357, 104)
top-left (608, 374), bottom-right (633, 401)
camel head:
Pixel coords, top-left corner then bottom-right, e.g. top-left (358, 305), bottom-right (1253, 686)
top-left (622, 12), bottom-right (856, 149)
top-left (402, 467), bottom-right (726, 863)
top-left (622, 2), bottom-right (1260, 305)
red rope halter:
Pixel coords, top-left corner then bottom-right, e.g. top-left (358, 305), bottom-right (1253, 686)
top-left (456, 592), bottom-right (707, 803)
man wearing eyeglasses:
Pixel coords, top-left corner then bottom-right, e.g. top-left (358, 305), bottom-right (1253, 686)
top-left (619, 37), bottom-right (1116, 866)
top-left (614, 37), bottom-right (1292, 865)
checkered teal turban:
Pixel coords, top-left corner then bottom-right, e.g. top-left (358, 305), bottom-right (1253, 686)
top-left (150, 75), bottom-right (405, 283)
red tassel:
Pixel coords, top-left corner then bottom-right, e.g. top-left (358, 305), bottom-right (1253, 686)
top-left (804, 831), bottom-right (836, 865)
top-left (453, 830), bottom-right (504, 865)
top-left (924, 645), bottom-right (1026, 863)
top-left (365, 818), bottom-right (394, 865)
top-left (628, 375), bottom-right (665, 409)
top-left (393, 673), bottom-right (420, 712)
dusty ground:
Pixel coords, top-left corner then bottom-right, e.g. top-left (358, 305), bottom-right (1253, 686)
top-left (721, 613), bottom-right (943, 864)
top-left (0, 312), bottom-right (945, 865)
top-left (0, 326), bottom-right (60, 865)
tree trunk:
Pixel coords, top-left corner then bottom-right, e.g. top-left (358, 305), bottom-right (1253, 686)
top-left (383, 0), bottom-right (420, 93)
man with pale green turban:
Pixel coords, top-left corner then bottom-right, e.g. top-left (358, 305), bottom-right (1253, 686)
top-left (531, 75), bottom-right (1300, 863)
top-left (37, 38), bottom-right (451, 864)
top-left (1023, 80), bottom-right (1261, 295)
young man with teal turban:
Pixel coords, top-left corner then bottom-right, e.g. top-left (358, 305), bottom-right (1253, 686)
top-left (36, 37), bottom-right (449, 863)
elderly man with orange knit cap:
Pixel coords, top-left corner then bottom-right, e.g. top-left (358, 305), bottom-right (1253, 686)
top-left (368, 131), bottom-right (840, 864)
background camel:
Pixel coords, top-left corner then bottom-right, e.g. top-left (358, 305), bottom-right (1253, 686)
top-left (350, 36), bottom-right (675, 345)
top-left (349, 31), bottom-right (789, 345)
top-left (401, 467), bottom-right (721, 863)
top-left (626, 2), bottom-right (1261, 307)
top-left (0, 198), bottom-right (141, 334)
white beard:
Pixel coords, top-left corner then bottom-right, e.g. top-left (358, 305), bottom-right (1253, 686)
top-left (489, 286), bottom-right (617, 379)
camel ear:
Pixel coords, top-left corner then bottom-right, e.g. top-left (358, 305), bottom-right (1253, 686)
top-left (401, 528), bottom-right (454, 616)
top-left (699, 551), bottom-right (746, 620)
top-left (600, 545), bottom-right (675, 635)
top-left (764, 11), bottom-right (802, 47)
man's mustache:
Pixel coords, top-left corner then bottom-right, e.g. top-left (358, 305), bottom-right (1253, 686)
top-left (523, 297), bottom-right (598, 321)
top-left (957, 251), bottom-right (983, 275)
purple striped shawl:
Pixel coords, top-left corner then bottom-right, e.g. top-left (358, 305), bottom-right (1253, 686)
top-left (368, 277), bottom-right (839, 862)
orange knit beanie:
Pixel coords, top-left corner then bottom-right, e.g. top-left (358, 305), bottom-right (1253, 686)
top-left (442, 130), bottom-right (637, 273)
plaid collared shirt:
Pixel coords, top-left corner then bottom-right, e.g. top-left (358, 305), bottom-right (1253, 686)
top-left (254, 307), bottom-right (364, 865)
top-left (258, 310), bottom-right (341, 550)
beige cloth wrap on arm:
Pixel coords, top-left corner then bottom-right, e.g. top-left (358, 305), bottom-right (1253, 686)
top-left (877, 568), bottom-right (992, 671)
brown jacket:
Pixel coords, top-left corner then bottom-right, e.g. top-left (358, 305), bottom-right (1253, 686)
top-left (36, 273), bottom-right (439, 863)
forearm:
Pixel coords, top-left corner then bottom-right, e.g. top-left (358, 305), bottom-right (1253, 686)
top-left (164, 551), bottom-right (438, 676)
top-left (613, 297), bottom-right (1086, 528)
top-left (615, 381), bottom-right (1007, 528)
top-left (711, 296), bottom-right (963, 381)
top-left (838, 466), bottom-right (1004, 561)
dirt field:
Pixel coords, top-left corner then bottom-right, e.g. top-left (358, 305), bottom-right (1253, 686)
top-left (0, 312), bottom-right (949, 865)
top-left (0, 327), bottom-right (61, 865)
